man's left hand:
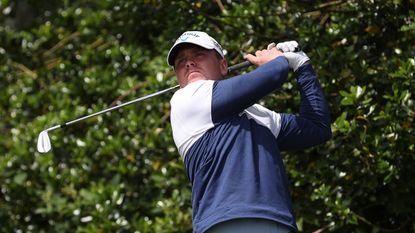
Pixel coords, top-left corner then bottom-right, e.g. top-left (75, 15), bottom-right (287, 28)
top-left (268, 41), bottom-right (310, 72)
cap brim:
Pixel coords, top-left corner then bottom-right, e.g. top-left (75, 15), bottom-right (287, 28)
top-left (167, 41), bottom-right (216, 66)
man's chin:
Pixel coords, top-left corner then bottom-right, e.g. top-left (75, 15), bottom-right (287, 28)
top-left (187, 72), bottom-right (206, 81)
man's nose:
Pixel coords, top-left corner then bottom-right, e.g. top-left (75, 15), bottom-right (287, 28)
top-left (185, 58), bottom-right (196, 68)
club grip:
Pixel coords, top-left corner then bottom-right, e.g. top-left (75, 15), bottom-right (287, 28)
top-left (228, 61), bottom-right (252, 73)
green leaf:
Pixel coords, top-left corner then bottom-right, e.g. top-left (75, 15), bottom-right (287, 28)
top-left (13, 172), bottom-right (27, 185)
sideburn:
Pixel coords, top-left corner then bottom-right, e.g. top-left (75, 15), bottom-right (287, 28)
top-left (217, 57), bottom-right (228, 77)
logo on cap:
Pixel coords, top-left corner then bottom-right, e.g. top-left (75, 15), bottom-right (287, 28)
top-left (178, 32), bottom-right (200, 42)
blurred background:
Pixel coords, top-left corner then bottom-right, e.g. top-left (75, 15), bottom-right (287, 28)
top-left (0, 0), bottom-right (414, 232)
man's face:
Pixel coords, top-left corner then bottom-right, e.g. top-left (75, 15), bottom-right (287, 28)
top-left (173, 44), bottom-right (228, 87)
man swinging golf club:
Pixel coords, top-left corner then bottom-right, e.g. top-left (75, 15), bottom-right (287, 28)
top-left (167, 31), bottom-right (332, 233)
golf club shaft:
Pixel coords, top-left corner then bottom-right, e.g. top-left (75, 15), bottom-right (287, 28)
top-left (48, 84), bottom-right (180, 131)
top-left (44, 61), bottom-right (252, 132)
top-left (228, 61), bottom-right (251, 73)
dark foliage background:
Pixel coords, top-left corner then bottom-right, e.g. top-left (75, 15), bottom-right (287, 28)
top-left (1, 0), bottom-right (414, 232)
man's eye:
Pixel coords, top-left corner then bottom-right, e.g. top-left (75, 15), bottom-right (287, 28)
top-left (175, 58), bottom-right (185, 66)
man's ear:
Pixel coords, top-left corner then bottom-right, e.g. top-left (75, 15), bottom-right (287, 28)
top-left (220, 58), bottom-right (228, 76)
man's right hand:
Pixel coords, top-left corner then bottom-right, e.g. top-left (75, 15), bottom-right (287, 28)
top-left (245, 48), bottom-right (284, 67)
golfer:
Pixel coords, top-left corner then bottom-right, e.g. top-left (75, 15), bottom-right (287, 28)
top-left (167, 31), bottom-right (331, 233)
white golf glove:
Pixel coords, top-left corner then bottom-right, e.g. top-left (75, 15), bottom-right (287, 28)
top-left (267, 41), bottom-right (309, 72)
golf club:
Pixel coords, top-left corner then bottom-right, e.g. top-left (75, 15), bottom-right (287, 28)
top-left (37, 61), bottom-right (252, 153)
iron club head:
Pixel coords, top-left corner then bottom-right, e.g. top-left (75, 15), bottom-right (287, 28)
top-left (37, 130), bottom-right (51, 153)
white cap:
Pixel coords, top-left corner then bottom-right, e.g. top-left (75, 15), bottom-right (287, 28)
top-left (167, 31), bottom-right (224, 66)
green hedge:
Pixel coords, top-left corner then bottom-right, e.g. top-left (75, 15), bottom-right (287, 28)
top-left (1, 1), bottom-right (414, 232)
